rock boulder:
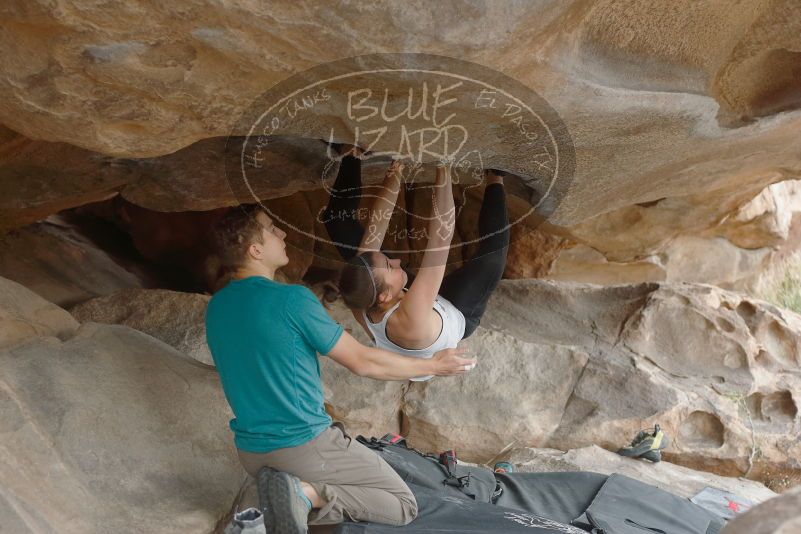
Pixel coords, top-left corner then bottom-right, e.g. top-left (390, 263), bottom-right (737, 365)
top-left (0, 278), bottom-right (244, 533)
top-left (69, 288), bottom-right (215, 366)
top-left (89, 279), bottom-right (801, 488)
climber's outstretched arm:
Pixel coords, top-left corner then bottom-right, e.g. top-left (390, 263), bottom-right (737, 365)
top-left (358, 160), bottom-right (404, 254)
top-left (396, 164), bottom-right (455, 322)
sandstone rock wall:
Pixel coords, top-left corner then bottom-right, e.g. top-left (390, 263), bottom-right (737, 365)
top-left (69, 288), bottom-right (216, 366)
top-left (2, 1), bottom-right (800, 157)
top-left (2, 124), bottom-right (800, 295)
top-left (0, 277), bottom-right (244, 533)
top-left (3, 270), bottom-right (796, 531)
top-left (2, 2), bottom-right (801, 529)
top-left (722, 485), bottom-right (801, 534)
top-left (408, 281), bottom-right (801, 482)
top-left (71, 279), bottom-right (801, 490)
top-left (1, 1), bottom-right (800, 277)
top-left (0, 214), bottom-right (156, 307)
top-left (0, 276), bottom-right (78, 349)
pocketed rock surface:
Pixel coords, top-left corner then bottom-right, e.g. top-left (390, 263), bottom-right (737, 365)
top-left (69, 280), bottom-right (801, 486)
top-left (403, 280), bottom-right (801, 482)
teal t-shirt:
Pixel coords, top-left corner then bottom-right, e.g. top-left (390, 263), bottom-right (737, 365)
top-left (205, 276), bottom-right (344, 453)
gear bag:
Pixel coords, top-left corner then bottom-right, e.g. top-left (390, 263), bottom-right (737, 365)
top-left (356, 434), bottom-right (499, 503)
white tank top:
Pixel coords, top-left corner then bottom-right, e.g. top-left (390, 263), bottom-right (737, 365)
top-left (363, 291), bottom-right (466, 382)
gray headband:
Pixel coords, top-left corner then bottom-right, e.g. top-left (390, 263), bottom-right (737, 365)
top-left (356, 254), bottom-right (377, 308)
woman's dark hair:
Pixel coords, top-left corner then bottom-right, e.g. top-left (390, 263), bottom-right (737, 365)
top-left (323, 252), bottom-right (388, 311)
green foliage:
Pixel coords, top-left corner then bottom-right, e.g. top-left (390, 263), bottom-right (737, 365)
top-left (772, 268), bottom-right (801, 312)
top-left (759, 255), bottom-right (801, 313)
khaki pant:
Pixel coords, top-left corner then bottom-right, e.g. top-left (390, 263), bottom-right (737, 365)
top-left (238, 423), bottom-right (418, 526)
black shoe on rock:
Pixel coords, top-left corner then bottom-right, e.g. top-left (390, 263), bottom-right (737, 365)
top-left (257, 467), bottom-right (310, 534)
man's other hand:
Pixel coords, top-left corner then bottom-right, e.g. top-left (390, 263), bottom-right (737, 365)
top-left (431, 347), bottom-right (476, 376)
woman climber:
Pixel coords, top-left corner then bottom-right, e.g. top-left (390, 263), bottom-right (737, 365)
top-left (322, 144), bottom-right (509, 381)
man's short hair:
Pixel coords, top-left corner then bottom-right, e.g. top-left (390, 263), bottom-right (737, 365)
top-left (210, 204), bottom-right (266, 287)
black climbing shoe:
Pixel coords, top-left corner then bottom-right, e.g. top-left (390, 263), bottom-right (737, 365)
top-left (640, 450), bottom-right (662, 463)
top-left (257, 467), bottom-right (310, 534)
top-left (617, 424), bottom-right (669, 461)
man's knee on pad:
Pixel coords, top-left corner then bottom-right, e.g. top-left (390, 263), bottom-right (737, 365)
top-left (396, 489), bottom-right (418, 525)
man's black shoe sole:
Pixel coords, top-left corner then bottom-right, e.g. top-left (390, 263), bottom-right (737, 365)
top-left (257, 467), bottom-right (309, 534)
